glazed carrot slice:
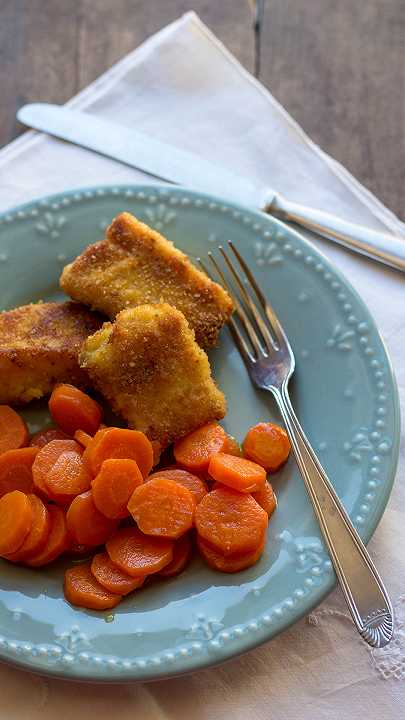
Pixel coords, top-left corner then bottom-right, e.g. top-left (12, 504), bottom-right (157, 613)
top-left (0, 491), bottom-right (32, 555)
top-left (173, 422), bottom-right (229, 473)
top-left (148, 468), bottom-right (208, 505)
top-left (208, 453), bottom-right (266, 493)
top-left (49, 384), bottom-right (103, 436)
top-left (26, 505), bottom-right (69, 567)
top-left (195, 486), bottom-right (268, 555)
top-left (223, 435), bottom-right (243, 457)
top-left (91, 552), bottom-right (145, 595)
top-left (44, 450), bottom-right (92, 504)
top-left (197, 532), bottom-right (266, 573)
top-left (0, 447), bottom-right (38, 499)
top-left (127, 477), bottom-right (195, 539)
top-left (106, 527), bottom-right (173, 577)
top-left (32, 439), bottom-right (82, 498)
top-left (5, 494), bottom-right (50, 562)
top-left (83, 427), bottom-right (153, 479)
top-left (66, 490), bottom-right (118, 546)
top-left (91, 458), bottom-right (143, 519)
top-left (64, 562), bottom-right (122, 610)
top-left (74, 429), bottom-right (93, 448)
top-left (0, 406), bottom-right (29, 454)
top-left (160, 534), bottom-right (192, 577)
top-left (243, 422), bottom-right (291, 472)
top-left (30, 428), bottom-right (70, 449)
top-left (252, 482), bottom-right (277, 517)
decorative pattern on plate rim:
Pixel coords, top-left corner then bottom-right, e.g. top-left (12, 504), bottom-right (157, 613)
top-left (0, 185), bottom-right (398, 678)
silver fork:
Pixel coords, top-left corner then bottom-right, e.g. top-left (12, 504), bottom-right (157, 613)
top-left (200, 241), bottom-right (394, 649)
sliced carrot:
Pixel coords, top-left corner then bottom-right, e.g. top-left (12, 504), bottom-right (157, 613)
top-left (0, 406), bottom-right (29, 454)
top-left (148, 468), bottom-right (208, 505)
top-left (32, 439), bottom-right (82, 498)
top-left (208, 453), bottom-right (266, 493)
top-left (127, 477), bottom-right (195, 539)
top-left (74, 429), bottom-right (93, 448)
top-left (30, 428), bottom-right (70, 448)
top-left (197, 532), bottom-right (266, 573)
top-left (0, 490), bottom-right (32, 555)
top-left (49, 384), bottom-right (103, 436)
top-left (106, 527), bottom-right (173, 577)
top-left (5, 495), bottom-right (50, 562)
top-left (243, 422), bottom-right (291, 472)
top-left (252, 481), bottom-right (277, 517)
top-left (223, 435), bottom-right (243, 457)
top-left (44, 450), bottom-right (92, 504)
top-left (160, 534), bottom-right (192, 577)
top-left (91, 458), bottom-right (143, 519)
top-left (66, 490), bottom-right (118, 546)
top-left (64, 562), bottom-right (122, 610)
top-left (91, 552), bottom-right (145, 595)
top-left (0, 447), bottom-right (38, 499)
top-left (195, 486), bottom-right (268, 556)
top-left (83, 427), bottom-right (153, 479)
top-left (173, 422), bottom-right (229, 473)
top-left (26, 505), bottom-right (69, 567)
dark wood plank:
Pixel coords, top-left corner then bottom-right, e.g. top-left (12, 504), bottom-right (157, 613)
top-left (0, 0), bottom-right (403, 219)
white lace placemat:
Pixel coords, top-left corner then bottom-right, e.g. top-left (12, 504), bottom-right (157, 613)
top-left (0, 12), bottom-right (403, 719)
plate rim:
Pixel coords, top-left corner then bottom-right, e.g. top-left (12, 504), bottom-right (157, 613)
top-left (0, 183), bottom-right (400, 682)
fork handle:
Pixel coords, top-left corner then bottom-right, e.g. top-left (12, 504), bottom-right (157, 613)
top-left (273, 383), bottom-right (393, 648)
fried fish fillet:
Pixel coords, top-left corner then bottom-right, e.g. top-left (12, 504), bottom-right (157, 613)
top-left (0, 302), bottom-right (103, 405)
top-left (60, 212), bottom-right (233, 348)
top-left (79, 303), bottom-right (226, 448)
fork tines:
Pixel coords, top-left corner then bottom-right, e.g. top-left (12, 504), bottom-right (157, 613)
top-left (198, 241), bottom-right (290, 364)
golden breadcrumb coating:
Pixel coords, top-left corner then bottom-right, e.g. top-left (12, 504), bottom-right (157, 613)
top-left (60, 211), bottom-right (233, 348)
top-left (79, 304), bottom-right (226, 447)
top-left (0, 302), bottom-right (103, 405)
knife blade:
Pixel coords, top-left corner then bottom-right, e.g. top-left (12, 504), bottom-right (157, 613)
top-left (17, 103), bottom-right (405, 272)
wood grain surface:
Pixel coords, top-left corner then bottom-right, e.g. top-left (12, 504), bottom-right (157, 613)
top-left (0, 0), bottom-right (403, 219)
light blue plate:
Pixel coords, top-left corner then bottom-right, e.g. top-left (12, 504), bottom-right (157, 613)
top-left (0, 185), bottom-right (400, 682)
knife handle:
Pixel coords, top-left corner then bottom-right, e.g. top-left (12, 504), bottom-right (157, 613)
top-left (265, 194), bottom-right (405, 272)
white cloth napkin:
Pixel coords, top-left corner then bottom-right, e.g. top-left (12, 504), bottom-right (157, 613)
top-left (0, 11), bottom-right (404, 720)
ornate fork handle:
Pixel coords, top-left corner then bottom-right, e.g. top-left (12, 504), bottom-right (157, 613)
top-left (272, 382), bottom-right (394, 648)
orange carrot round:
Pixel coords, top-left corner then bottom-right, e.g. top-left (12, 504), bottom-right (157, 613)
top-left (0, 490), bottom-right (32, 555)
top-left (0, 406), bottom-right (29, 454)
top-left (64, 562), bottom-right (122, 610)
top-left (148, 468), bottom-right (208, 505)
top-left (252, 481), bottom-right (277, 517)
top-left (91, 458), bottom-right (143, 519)
top-left (0, 447), bottom-right (38, 499)
top-left (44, 449), bottom-right (92, 504)
top-left (243, 422), bottom-right (291, 472)
top-left (30, 428), bottom-right (70, 448)
top-left (159, 534), bottom-right (192, 577)
top-left (223, 435), bottom-right (243, 457)
top-left (208, 453), bottom-right (266, 493)
top-left (83, 427), bottom-right (153, 479)
top-left (127, 477), bottom-right (195, 539)
top-left (5, 494), bottom-right (50, 562)
top-left (66, 490), bottom-right (118, 546)
top-left (197, 532), bottom-right (266, 573)
top-left (173, 422), bottom-right (229, 473)
top-left (26, 505), bottom-right (69, 567)
top-left (49, 384), bottom-right (103, 436)
top-left (91, 552), bottom-right (145, 595)
top-left (32, 439), bottom-right (82, 498)
top-left (106, 527), bottom-right (173, 577)
top-left (195, 486), bottom-right (268, 555)
top-left (74, 429), bottom-right (93, 448)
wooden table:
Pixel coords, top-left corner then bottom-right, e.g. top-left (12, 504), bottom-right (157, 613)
top-left (1, 0), bottom-right (403, 220)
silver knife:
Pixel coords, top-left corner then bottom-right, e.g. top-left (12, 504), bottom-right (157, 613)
top-left (17, 103), bottom-right (405, 273)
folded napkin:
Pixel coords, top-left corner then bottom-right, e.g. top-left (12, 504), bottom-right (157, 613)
top-left (0, 12), bottom-right (404, 720)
